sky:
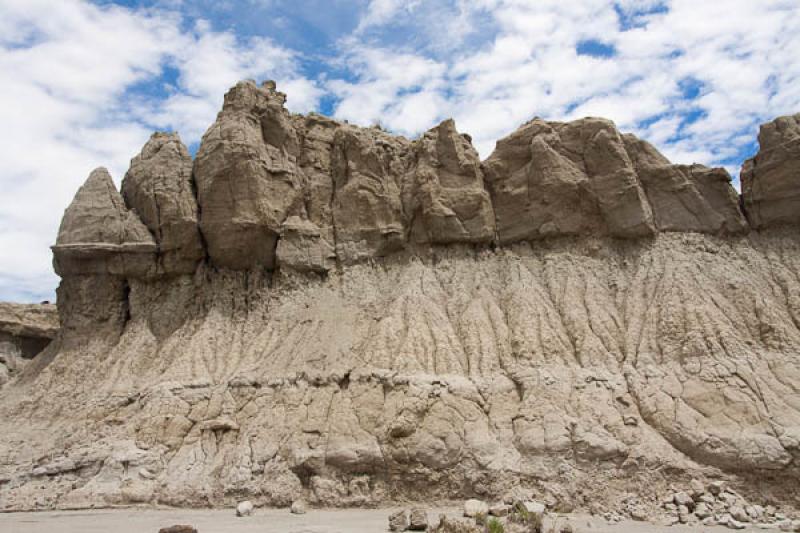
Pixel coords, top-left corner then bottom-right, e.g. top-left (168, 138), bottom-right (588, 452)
top-left (0, 0), bottom-right (799, 302)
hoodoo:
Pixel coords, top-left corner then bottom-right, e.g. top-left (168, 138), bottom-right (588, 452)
top-left (0, 80), bottom-right (799, 513)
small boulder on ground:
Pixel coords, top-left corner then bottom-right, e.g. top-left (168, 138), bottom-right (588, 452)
top-left (464, 499), bottom-right (489, 517)
top-left (489, 503), bottom-right (510, 517)
top-left (389, 509), bottom-right (409, 532)
top-left (158, 527), bottom-right (197, 533)
top-left (408, 508), bottom-right (428, 531)
top-left (708, 481), bottom-right (727, 495)
top-left (236, 500), bottom-right (254, 517)
top-left (515, 500), bottom-right (546, 518)
top-left (290, 500), bottom-right (306, 514)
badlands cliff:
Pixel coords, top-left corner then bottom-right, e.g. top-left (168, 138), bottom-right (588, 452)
top-left (0, 80), bottom-right (799, 512)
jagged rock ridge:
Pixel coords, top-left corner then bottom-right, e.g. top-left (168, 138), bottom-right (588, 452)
top-left (0, 81), bottom-right (799, 512)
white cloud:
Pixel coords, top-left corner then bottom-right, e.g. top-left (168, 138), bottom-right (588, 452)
top-left (331, 0), bottom-right (800, 169)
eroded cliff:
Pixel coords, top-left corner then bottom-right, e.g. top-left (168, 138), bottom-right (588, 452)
top-left (1, 80), bottom-right (799, 512)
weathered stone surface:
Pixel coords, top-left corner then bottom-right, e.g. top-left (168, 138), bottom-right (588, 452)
top-left (194, 80), bottom-right (304, 269)
top-left (464, 499), bottom-right (489, 517)
top-left (52, 167), bottom-right (156, 277)
top-left (6, 81), bottom-right (800, 517)
top-left (331, 125), bottom-right (409, 263)
top-left (276, 216), bottom-right (336, 274)
top-left (122, 132), bottom-right (204, 274)
top-left (741, 113), bottom-right (800, 229)
top-left (0, 302), bottom-right (58, 340)
top-left (483, 117), bottom-right (655, 243)
top-left (625, 134), bottom-right (747, 234)
top-left (0, 303), bottom-right (58, 386)
top-left (408, 507), bottom-right (428, 530)
top-left (404, 119), bottom-right (495, 245)
top-left (388, 509), bottom-right (408, 531)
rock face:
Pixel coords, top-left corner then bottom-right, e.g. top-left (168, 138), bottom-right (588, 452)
top-left (741, 113), bottom-right (800, 229)
top-left (483, 117), bottom-right (747, 243)
top-left (1, 81), bottom-right (799, 513)
top-left (121, 132), bottom-right (204, 274)
top-left (194, 81), bottom-right (304, 270)
top-left (52, 167), bottom-right (157, 277)
top-left (0, 303), bottom-right (58, 387)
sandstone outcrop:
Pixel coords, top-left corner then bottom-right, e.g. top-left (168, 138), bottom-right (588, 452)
top-left (1, 81), bottom-right (799, 514)
top-left (52, 167), bottom-right (156, 277)
top-left (741, 113), bottom-right (800, 229)
top-left (121, 132), bottom-right (204, 274)
top-left (0, 303), bottom-right (58, 387)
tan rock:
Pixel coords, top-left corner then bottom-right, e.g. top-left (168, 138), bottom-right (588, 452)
top-left (122, 132), bottom-right (204, 274)
top-left (404, 119), bottom-right (495, 245)
top-left (52, 167), bottom-right (156, 277)
top-left (194, 81), bottom-right (304, 269)
top-left (483, 117), bottom-right (655, 243)
top-left (331, 125), bottom-right (409, 263)
top-left (741, 113), bottom-right (800, 228)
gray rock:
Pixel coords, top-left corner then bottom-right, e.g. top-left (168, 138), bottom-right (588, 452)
top-left (122, 132), bottom-right (204, 274)
top-left (741, 112), bottom-right (800, 229)
top-left (489, 503), bottom-right (510, 517)
top-left (730, 505), bottom-right (750, 522)
top-left (158, 526), bottom-right (197, 533)
top-left (389, 509), bottom-right (409, 532)
top-left (236, 500), bottom-right (253, 517)
top-left (709, 481), bottom-right (727, 495)
top-left (464, 499), bottom-right (489, 517)
top-left (408, 508), bottom-right (428, 531)
top-left (695, 502), bottom-right (711, 519)
top-left (673, 491), bottom-right (694, 508)
top-left (53, 167), bottom-right (156, 277)
top-left (290, 500), bottom-right (306, 515)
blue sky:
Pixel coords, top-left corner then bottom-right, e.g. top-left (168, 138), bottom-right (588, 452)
top-left (1, 0), bottom-right (799, 302)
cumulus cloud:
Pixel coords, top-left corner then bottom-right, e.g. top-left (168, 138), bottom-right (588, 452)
top-left (330, 0), bottom-right (800, 165)
top-left (0, 0), bottom-right (320, 301)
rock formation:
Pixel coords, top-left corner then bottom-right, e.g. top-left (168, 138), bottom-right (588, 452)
top-left (741, 112), bottom-right (800, 228)
top-left (0, 80), bottom-right (799, 514)
top-left (0, 302), bottom-right (58, 387)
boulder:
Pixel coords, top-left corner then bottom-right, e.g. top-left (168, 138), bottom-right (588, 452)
top-left (483, 117), bottom-right (655, 243)
top-left (741, 113), bottom-right (800, 228)
top-left (158, 526), bottom-right (197, 533)
top-left (623, 135), bottom-right (747, 234)
top-left (236, 500), bottom-right (254, 517)
top-left (464, 499), bottom-right (489, 517)
top-left (404, 119), bottom-right (495, 245)
top-left (388, 509), bottom-right (409, 531)
top-left (52, 167), bottom-right (156, 277)
top-left (121, 132), bottom-right (204, 274)
top-left (408, 507), bottom-right (428, 530)
top-left (489, 503), bottom-right (510, 517)
top-left (194, 80), bottom-right (304, 269)
top-left (290, 500), bottom-right (306, 514)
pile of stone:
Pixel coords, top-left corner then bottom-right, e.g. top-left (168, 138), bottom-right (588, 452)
top-left (664, 480), bottom-right (800, 530)
top-left (395, 498), bottom-right (575, 533)
top-left (389, 507), bottom-right (429, 531)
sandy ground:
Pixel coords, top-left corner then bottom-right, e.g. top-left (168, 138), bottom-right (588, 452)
top-left (0, 507), bottom-right (775, 532)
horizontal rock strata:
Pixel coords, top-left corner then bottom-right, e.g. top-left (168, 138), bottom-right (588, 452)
top-left (0, 80), bottom-right (799, 512)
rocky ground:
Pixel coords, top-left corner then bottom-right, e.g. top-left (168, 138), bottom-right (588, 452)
top-left (0, 504), bottom-right (797, 533)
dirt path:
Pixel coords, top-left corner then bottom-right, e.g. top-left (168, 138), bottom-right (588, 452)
top-left (0, 507), bottom-right (774, 532)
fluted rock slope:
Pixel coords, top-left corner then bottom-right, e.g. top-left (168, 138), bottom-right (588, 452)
top-left (0, 80), bottom-right (799, 512)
